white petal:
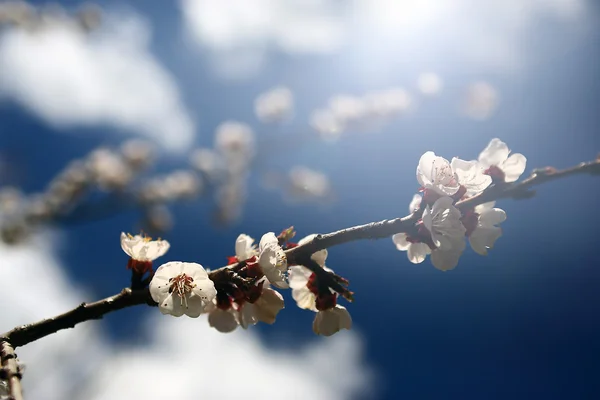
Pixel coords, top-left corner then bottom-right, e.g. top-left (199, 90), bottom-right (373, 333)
top-left (408, 194), bottom-right (422, 213)
top-left (474, 201), bottom-right (495, 214)
top-left (259, 232), bottom-right (278, 252)
top-left (238, 304), bottom-right (258, 329)
top-left (183, 295), bottom-right (207, 318)
top-left (469, 226), bottom-right (502, 255)
top-left (478, 138), bottom-right (510, 168)
top-left (451, 158), bottom-right (492, 195)
top-left (292, 287), bottom-right (317, 311)
top-left (407, 243), bottom-right (431, 264)
top-left (264, 268), bottom-right (289, 289)
top-left (502, 153), bottom-right (527, 182)
top-left (416, 151), bottom-right (436, 187)
top-left (143, 240), bottom-right (170, 260)
top-left (253, 288), bottom-right (285, 324)
top-left (288, 266), bottom-right (311, 289)
top-left (430, 238), bottom-right (465, 271)
top-left (158, 293), bottom-right (185, 317)
top-left (208, 309), bottom-right (238, 333)
top-left (479, 208), bottom-right (506, 227)
top-left (312, 305), bottom-right (352, 336)
top-left (422, 205), bottom-right (433, 232)
top-left (392, 233), bottom-right (411, 251)
top-left (235, 234), bottom-right (255, 261)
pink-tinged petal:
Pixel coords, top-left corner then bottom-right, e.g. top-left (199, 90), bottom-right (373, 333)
top-left (478, 138), bottom-right (510, 168)
top-left (208, 309), bottom-right (238, 333)
top-left (407, 243), bottom-right (430, 264)
top-left (469, 226), bottom-right (502, 256)
top-left (479, 208), bottom-right (506, 227)
top-left (392, 233), bottom-right (410, 251)
top-left (502, 153), bottom-right (527, 182)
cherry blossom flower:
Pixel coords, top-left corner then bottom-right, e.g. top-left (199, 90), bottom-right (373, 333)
top-left (478, 138), bottom-right (527, 183)
top-left (466, 202), bottom-right (506, 255)
top-left (149, 261), bottom-right (216, 318)
top-left (393, 196), bottom-right (466, 271)
top-left (450, 158), bottom-right (492, 196)
top-left (422, 196), bottom-right (466, 250)
top-left (313, 305), bottom-right (352, 337)
top-left (289, 265), bottom-right (352, 336)
top-left (258, 232), bottom-right (288, 288)
top-left (417, 152), bottom-right (460, 196)
top-left (254, 86), bottom-right (294, 123)
top-left (120, 232), bottom-right (170, 275)
top-left (206, 286), bottom-right (284, 332)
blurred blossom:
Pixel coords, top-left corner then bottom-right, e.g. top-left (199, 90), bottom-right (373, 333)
top-left (215, 178), bottom-right (247, 224)
top-left (189, 147), bottom-right (226, 181)
top-left (139, 170), bottom-right (202, 204)
top-left (254, 86), bottom-right (294, 123)
top-left (288, 166), bottom-right (332, 201)
top-left (329, 95), bottom-right (369, 127)
top-left (86, 148), bottom-right (132, 190)
top-left (364, 88), bottom-right (413, 118)
top-left (214, 121), bottom-right (256, 159)
top-left (120, 139), bottom-right (155, 171)
top-left (143, 205), bottom-right (174, 233)
top-left (463, 81), bottom-right (499, 120)
top-left (0, 0), bottom-right (34, 28)
top-left (0, 186), bottom-right (24, 215)
top-left (309, 109), bottom-right (343, 142)
top-left (416, 72), bottom-right (443, 95)
top-left (76, 3), bottom-right (102, 32)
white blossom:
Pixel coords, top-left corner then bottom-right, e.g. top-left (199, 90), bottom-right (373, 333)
top-left (451, 157), bottom-right (492, 196)
top-left (258, 232), bottom-right (288, 289)
top-left (86, 148), bottom-right (132, 189)
top-left (289, 166), bottom-right (331, 200)
top-left (254, 86), bottom-right (294, 123)
top-left (422, 196), bottom-right (466, 250)
top-left (478, 138), bottom-right (527, 183)
top-left (312, 305), bottom-right (352, 337)
top-left (469, 202), bottom-right (506, 255)
top-left (214, 121), bottom-right (255, 159)
top-left (417, 152), bottom-right (460, 196)
top-left (463, 81), bottom-right (499, 120)
top-left (235, 233), bottom-right (256, 261)
top-left (120, 232), bottom-right (169, 261)
top-left (364, 88), bottom-right (413, 117)
top-left (392, 233), bottom-right (431, 264)
top-left (417, 72), bottom-right (443, 96)
top-left (149, 261), bottom-right (216, 318)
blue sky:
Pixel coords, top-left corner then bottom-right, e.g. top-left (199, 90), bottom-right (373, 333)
top-left (1, 1), bottom-right (600, 399)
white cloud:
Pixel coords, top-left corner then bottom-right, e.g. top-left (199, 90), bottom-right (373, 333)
top-left (180, 0), bottom-right (590, 77)
top-left (0, 234), bottom-right (371, 400)
top-left (0, 13), bottom-right (195, 152)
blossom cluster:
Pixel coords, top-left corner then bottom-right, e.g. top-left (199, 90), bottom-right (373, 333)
top-left (393, 138), bottom-right (526, 270)
top-left (0, 1), bottom-right (101, 32)
top-left (120, 229), bottom-right (353, 337)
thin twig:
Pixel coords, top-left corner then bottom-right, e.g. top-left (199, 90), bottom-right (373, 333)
top-left (1, 157), bottom-right (598, 349)
top-left (1, 341), bottom-right (24, 400)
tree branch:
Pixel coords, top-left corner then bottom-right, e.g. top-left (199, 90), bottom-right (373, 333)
top-left (1, 341), bottom-right (24, 400)
top-left (0, 288), bottom-right (152, 349)
top-left (1, 157), bottom-right (597, 349)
